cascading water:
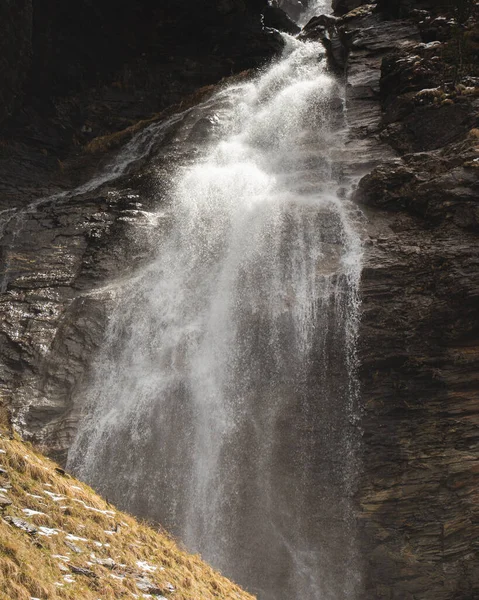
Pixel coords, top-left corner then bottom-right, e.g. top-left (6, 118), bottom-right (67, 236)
top-left (68, 30), bottom-right (363, 600)
top-left (298, 0), bottom-right (331, 26)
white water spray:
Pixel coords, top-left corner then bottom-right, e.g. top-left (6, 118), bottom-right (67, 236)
top-left (68, 35), bottom-right (363, 600)
top-left (298, 0), bottom-right (331, 26)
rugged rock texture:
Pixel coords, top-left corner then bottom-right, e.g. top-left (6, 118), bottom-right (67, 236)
top-left (306, 1), bottom-right (478, 597)
top-left (335, 3), bottom-right (479, 599)
top-left (0, 99), bottom-right (224, 461)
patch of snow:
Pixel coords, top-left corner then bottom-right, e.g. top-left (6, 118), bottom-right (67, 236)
top-left (136, 561), bottom-right (157, 573)
top-left (65, 533), bottom-right (88, 542)
top-left (53, 555), bottom-right (71, 561)
top-left (73, 498), bottom-right (116, 516)
top-left (44, 490), bottom-right (66, 502)
top-left (92, 540), bottom-right (111, 548)
top-left (38, 526), bottom-right (60, 537)
top-left (22, 508), bottom-right (46, 517)
top-left (26, 493), bottom-right (43, 499)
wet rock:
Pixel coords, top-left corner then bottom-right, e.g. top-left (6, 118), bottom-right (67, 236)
top-left (354, 162), bottom-right (416, 210)
top-left (300, 15), bottom-right (347, 72)
top-left (263, 3), bottom-right (300, 34)
top-left (356, 139), bottom-right (479, 229)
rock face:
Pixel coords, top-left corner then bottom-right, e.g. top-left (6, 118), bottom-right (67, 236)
top-left (321, 3), bottom-right (479, 598)
top-left (1, 1), bottom-right (479, 599)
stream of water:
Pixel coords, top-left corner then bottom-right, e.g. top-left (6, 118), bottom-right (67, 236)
top-left (67, 16), bottom-right (363, 600)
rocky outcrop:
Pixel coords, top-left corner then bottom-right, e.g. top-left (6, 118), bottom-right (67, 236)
top-left (326, 3), bottom-right (479, 599)
top-left (304, 1), bottom-right (478, 597)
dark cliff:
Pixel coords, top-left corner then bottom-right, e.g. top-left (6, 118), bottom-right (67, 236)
top-left (304, 1), bottom-right (479, 597)
top-left (1, 0), bottom-right (294, 127)
top-left (1, 1), bottom-right (478, 599)
top-left (0, 0), bottom-right (295, 208)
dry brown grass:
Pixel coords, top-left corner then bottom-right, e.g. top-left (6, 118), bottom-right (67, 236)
top-left (0, 429), bottom-right (254, 600)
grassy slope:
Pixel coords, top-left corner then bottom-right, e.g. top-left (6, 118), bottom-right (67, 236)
top-left (0, 428), bottom-right (254, 600)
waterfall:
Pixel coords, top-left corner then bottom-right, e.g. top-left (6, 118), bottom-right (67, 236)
top-left (68, 33), bottom-right (363, 600)
top-left (298, 1), bottom-right (331, 26)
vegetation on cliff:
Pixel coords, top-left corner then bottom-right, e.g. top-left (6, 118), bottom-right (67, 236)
top-left (0, 417), bottom-right (253, 600)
